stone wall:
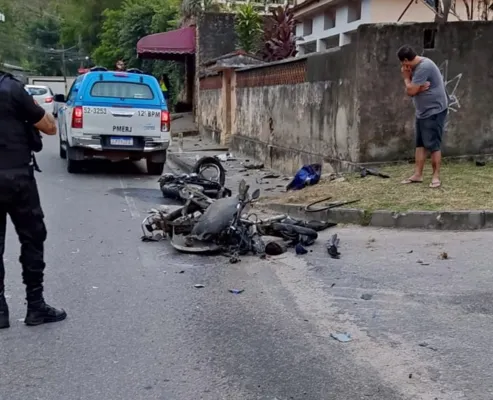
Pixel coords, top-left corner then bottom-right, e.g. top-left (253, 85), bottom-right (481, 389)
top-left (198, 21), bottom-right (493, 174)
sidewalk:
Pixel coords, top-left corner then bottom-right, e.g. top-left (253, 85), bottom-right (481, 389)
top-left (167, 135), bottom-right (291, 199)
top-left (170, 112), bottom-right (198, 137)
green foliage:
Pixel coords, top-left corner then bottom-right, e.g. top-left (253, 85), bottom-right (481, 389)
top-left (25, 16), bottom-right (62, 75)
top-left (0, 0), bottom-right (187, 109)
top-left (0, 0), bottom-right (24, 65)
top-left (91, 9), bottom-right (125, 69)
top-left (91, 0), bottom-right (183, 108)
top-left (261, 5), bottom-right (298, 62)
top-left (234, 4), bottom-right (262, 53)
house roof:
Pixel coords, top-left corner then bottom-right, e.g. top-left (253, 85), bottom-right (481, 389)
top-left (137, 27), bottom-right (196, 58)
top-left (202, 50), bottom-right (265, 70)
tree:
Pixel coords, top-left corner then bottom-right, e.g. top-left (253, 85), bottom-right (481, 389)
top-left (91, 8), bottom-right (125, 68)
top-left (92, 0), bottom-right (183, 107)
top-left (462, 0), bottom-right (493, 20)
top-left (434, 0), bottom-right (493, 22)
top-left (235, 4), bottom-right (263, 53)
top-left (434, 0), bottom-right (452, 22)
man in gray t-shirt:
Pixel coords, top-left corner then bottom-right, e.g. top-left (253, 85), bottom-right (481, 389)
top-left (397, 45), bottom-right (448, 188)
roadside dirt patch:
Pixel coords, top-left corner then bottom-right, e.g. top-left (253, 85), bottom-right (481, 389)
top-left (261, 162), bottom-right (493, 212)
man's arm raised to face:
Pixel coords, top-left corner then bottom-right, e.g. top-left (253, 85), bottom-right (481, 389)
top-left (402, 64), bottom-right (430, 97)
top-left (12, 82), bottom-right (57, 135)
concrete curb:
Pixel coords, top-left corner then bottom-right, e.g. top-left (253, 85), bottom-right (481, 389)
top-left (167, 152), bottom-right (195, 173)
top-left (265, 203), bottom-right (493, 231)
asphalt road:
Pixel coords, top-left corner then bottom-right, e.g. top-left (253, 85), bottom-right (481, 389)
top-left (1, 135), bottom-right (493, 400)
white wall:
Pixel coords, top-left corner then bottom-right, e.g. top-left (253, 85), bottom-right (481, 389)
top-left (296, 0), bottom-right (371, 54)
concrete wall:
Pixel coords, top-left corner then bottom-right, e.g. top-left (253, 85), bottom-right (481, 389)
top-left (231, 47), bottom-right (359, 174)
top-left (198, 74), bottom-right (223, 143)
top-left (197, 13), bottom-right (237, 64)
top-left (195, 13), bottom-right (237, 125)
top-left (198, 21), bottom-right (493, 175)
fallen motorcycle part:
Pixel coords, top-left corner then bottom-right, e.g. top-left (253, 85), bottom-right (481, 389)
top-left (193, 156), bottom-right (226, 186)
top-left (171, 232), bottom-right (222, 254)
top-left (191, 195), bottom-right (241, 241)
top-left (305, 197), bottom-right (361, 213)
top-left (359, 167), bottom-right (390, 179)
top-left (263, 237), bottom-right (288, 255)
top-left (258, 222), bottom-right (318, 245)
top-left (160, 174), bottom-right (230, 201)
top-left (279, 216), bottom-right (336, 231)
top-left (327, 233), bottom-right (341, 259)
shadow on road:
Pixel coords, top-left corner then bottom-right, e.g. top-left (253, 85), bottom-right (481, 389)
top-left (74, 159), bottom-right (147, 176)
top-left (108, 187), bottom-right (182, 205)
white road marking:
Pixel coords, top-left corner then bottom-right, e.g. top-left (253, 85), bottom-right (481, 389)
top-left (119, 177), bottom-right (140, 219)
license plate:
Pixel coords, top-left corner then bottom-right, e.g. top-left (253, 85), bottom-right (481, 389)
top-left (110, 137), bottom-right (133, 146)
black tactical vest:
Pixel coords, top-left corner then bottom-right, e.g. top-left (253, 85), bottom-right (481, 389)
top-left (0, 73), bottom-right (33, 170)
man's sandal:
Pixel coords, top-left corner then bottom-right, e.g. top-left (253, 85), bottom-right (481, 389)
top-left (401, 178), bottom-right (423, 184)
top-left (429, 180), bottom-right (441, 188)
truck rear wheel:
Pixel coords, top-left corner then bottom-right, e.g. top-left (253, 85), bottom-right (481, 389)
top-left (146, 160), bottom-right (165, 175)
top-left (67, 158), bottom-right (82, 174)
top-left (59, 137), bottom-right (67, 159)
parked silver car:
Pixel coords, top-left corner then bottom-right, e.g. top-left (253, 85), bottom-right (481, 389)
top-left (25, 84), bottom-right (56, 116)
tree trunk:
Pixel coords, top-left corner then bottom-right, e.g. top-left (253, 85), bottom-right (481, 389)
top-left (434, 0), bottom-right (453, 22)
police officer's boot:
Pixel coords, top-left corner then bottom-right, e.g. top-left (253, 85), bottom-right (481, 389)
top-left (0, 290), bottom-right (9, 329)
top-left (24, 287), bottom-right (67, 326)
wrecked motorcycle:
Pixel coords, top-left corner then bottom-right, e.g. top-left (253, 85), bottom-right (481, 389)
top-left (169, 179), bottom-right (262, 256)
top-left (169, 180), bottom-right (329, 260)
top-left (142, 179), bottom-right (334, 260)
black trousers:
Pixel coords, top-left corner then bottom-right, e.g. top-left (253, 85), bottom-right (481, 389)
top-left (0, 167), bottom-right (47, 302)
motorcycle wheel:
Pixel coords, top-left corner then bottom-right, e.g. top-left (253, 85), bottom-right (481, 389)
top-left (193, 156), bottom-right (226, 187)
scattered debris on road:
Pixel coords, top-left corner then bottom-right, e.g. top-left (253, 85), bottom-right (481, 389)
top-left (327, 234), bottom-right (341, 259)
top-left (439, 252), bottom-right (449, 260)
top-left (217, 152), bottom-right (236, 162)
top-left (229, 289), bottom-right (244, 294)
top-left (244, 162), bottom-right (264, 170)
top-left (330, 332), bottom-right (352, 342)
top-left (419, 342), bottom-right (438, 351)
top-left (143, 172), bottom-right (335, 261)
top-left (361, 293), bottom-right (373, 300)
top-left (194, 284), bottom-right (205, 289)
top-left (359, 167), bottom-right (390, 179)
top-left (295, 243), bottom-right (308, 255)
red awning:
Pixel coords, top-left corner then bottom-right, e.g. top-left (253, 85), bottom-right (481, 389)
top-left (137, 27), bottom-right (196, 58)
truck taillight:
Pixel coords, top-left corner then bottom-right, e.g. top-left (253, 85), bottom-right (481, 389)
top-left (161, 110), bottom-right (170, 132)
top-left (72, 106), bottom-right (83, 128)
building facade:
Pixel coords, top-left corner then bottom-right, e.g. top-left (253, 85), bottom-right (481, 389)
top-left (294, 0), bottom-right (479, 54)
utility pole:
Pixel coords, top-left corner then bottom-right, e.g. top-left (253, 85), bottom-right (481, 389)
top-left (61, 44), bottom-right (67, 78)
top-left (78, 33), bottom-right (83, 69)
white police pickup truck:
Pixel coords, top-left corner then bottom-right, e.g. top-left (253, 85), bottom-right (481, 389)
top-left (55, 67), bottom-right (171, 175)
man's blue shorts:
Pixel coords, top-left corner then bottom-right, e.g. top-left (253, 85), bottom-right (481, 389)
top-left (415, 109), bottom-right (448, 153)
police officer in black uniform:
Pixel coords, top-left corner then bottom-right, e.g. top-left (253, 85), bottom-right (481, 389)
top-left (0, 71), bottom-right (67, 329)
